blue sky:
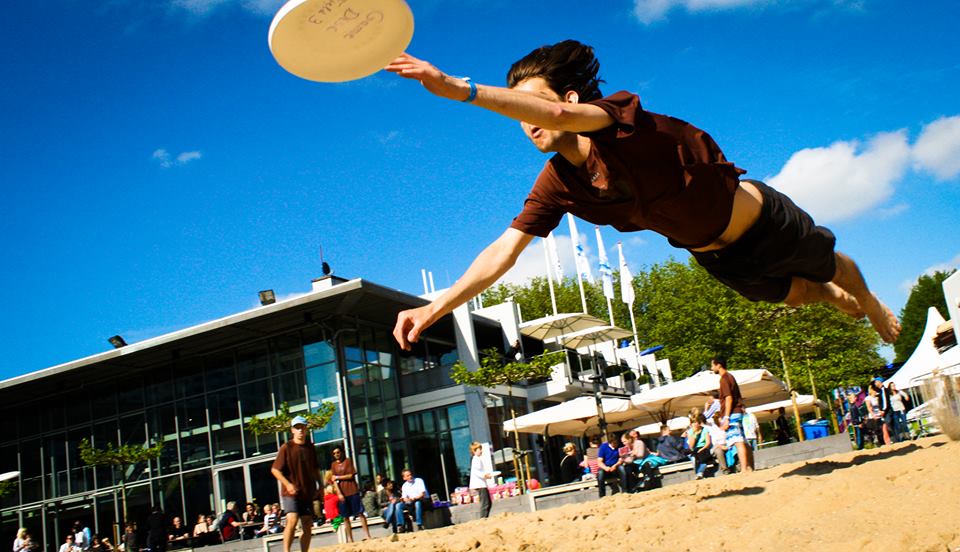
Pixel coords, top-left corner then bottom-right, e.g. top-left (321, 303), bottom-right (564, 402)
top-left (2, 0), bottom-right (959, 378)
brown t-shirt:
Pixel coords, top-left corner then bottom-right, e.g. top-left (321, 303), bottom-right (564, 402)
top-left (718, 372), bottom-right (745, 415)
top-left (272, 440), bottom-right (319, 501)
top-left (331, 458), bottom-right (359, 497)
top-left (510, 91), bottom-right (746, 248)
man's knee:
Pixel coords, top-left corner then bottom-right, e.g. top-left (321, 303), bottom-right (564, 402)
top-left (783, 277), bottom-right (809, 306)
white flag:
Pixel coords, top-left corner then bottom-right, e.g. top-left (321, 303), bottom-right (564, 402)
top-left (618, 241), bottom-right (636, 305)
top-left (567, 214), bottom-right (594, 284)
top-left (546, 232), bottom-right (564, 284)
top-left (595, 227), bottom-right (614, 300)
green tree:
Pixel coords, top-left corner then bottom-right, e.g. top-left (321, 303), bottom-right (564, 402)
top-left (246, 401), bottom-right (337, 436)
top-left (79, 437), bottom-right (165, 522)
top-left (895, 269), bottom-right (955, 363)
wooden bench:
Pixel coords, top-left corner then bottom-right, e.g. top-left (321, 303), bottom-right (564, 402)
top-left (262, 516), bottom-right (384, 551)
top-left (657, 460), bottom-right (694, 474)
top-left (528, 478), bottom-right (597, 499)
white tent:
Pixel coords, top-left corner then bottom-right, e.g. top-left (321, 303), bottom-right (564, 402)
top-left (886, 307), bottom-right (945, 390)
top-left (629, 369), bottom-right (789, 426)
top-left (503, 396), bottom-right (636, 436)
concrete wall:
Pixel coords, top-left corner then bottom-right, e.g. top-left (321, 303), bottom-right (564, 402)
top-left (754, 433), bottom-right (852, 470)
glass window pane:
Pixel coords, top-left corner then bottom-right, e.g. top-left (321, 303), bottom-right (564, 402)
top-left (174, 358), bottom-right (205, 399)
top-left (249, 461), bottom-right (280, 507)
top-left (304, 340), bottom-right (336, 368)
top-left (275, 371), bottom-right (306, 411)
top-left (145, 366), bottom-right (175, 406)
top-left (117, 376), bottom-right (145, 413)
top-left (240, 381), bottom-right (277, 458)
top-left (182, 471), bottom-right (214, 525)
top-left (42, 401), bottom-right (65, 434)
top-left (237, 343), bottom-right (271, 382)
top-left (209, 389), bottom-right (243, 464)
top-left (92, 381), bottom-right (118, 420)
top-left (205, 351), bottom-right (236, 391)
top-left (275, 333), bottom-right (304, 373)
top-left (65, 396), bottom-right (91, 428)
top-left (154, 475), bottom-right (183, 519)
top-left (447, 403), bottom-right (469, 429)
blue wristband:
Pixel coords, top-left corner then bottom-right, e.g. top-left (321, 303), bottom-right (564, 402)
top-left (461, 77), bottom-right (477, 103)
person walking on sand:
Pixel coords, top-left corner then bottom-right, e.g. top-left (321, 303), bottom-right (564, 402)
top-left (387, 40), bottom-right (900, 355)
top-left (711, 357), bottom-right (753, 473)
top-left (271, 416), bottom-right (322, 552)
top-left (469, 441), bottom-right (496, 518)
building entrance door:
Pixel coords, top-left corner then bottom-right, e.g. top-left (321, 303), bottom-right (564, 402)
top-left (213, 459), bottom-right (280, 514)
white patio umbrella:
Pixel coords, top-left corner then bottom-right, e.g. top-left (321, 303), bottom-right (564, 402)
top-left (558, 325), bottom-right (634, 350)
top-left (0, 471), bottom-right (19, 482)
top-left (503, 396), bottom-right (637, 436)
top-left (518, 312), bottom-right (609, 341)
top-left (747, 394), bottom-right (827, 424)
top-left (629, 369), bottom-right (789, 426)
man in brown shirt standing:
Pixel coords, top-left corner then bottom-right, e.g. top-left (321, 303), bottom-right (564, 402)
top-left (386, 40), bottom-right (900, 351)
top-left (271, 416), bottom-right (321, 552)
top-left (711, 357), bottom-right (753, 473)
top-left (331, 446), bottom-right (371, 542)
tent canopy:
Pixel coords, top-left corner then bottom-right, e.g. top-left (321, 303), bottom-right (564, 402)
top-left (886, 307), bottom-right (945, 390)
top-left (629, 369), bottom-right (789, 426)
top-left (503, 396), bottom-right (635, 436)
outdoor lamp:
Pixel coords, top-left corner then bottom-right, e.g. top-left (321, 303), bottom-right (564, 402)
top-left (259, 289), bottom-right (276, 306)
top-left (108, 335), bottom-right (127, 348)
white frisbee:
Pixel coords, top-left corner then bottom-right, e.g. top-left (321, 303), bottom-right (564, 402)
top-left (268, 0), bottom-right (414, 83)
top-left (0, 471), bottom-right (19, 482)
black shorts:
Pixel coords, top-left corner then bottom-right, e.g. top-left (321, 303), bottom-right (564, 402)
top-left (339, 493), bottom-right (365, 517)
top-left (690, 180), bottom-right (837, 303)
top-left (280, 495), bottom-right (314, 517)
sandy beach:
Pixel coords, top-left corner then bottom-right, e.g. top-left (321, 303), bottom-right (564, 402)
top-left (325, 436), bottom-right (958, 552)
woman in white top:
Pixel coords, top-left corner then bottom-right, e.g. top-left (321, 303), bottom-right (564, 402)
top-left (888, 382), bottom-right (910, 441)
top-left (468, 441), bottom-right (495, 518)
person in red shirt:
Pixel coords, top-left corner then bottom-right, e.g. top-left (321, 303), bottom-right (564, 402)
top-left (330, 446), bottom-right (372, 542)
top-left (271, 416), bottom-right (322, 552)
top-left (386, 40), bottom-right (900, 349)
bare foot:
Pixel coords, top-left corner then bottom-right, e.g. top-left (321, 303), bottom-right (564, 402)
top-left (863, 294), bottom-right (901, 343)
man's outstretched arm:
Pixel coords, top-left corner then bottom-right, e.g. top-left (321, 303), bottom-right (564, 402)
top-left (393, 227), bottom-right (535, 350)
top-left (385, 53), bottom-right (613, 133)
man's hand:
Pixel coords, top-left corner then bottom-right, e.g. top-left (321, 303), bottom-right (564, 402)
top-left (284, 482), bottom-right (297, 496)
top-left (385, 53), bottom-right (470, 101)
top-left (393, 304), bottom-right (437, 351)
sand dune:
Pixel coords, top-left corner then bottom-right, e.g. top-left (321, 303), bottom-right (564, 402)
top-left (324, 436), bottom-right (959, 552)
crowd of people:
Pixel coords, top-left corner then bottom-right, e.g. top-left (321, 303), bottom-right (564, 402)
top-left (842, 377), bottom-right (913, 449)
top-left (557, 357), bottom-right (768, 496)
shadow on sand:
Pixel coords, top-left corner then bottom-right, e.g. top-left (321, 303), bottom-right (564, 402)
top-left (780, 443), bottom-right (922, 478)
top-left (700, 486), bottom-right (765, 500)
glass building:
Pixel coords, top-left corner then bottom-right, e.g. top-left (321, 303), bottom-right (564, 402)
top-left (0, 277), bottom-right (534, 551)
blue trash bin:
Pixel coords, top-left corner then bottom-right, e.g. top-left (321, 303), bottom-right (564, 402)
top-left (801, 419), bottom-right (830, 440)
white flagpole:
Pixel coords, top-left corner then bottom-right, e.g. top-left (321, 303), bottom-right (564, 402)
top-left (567, 214), bottom-right (589, 314)
top-left (540, 238), bottom-right (558, 316)
top-left (618, 241), bottom-right (643, 382)
top-left (546, 232), bottom-right (564, 284)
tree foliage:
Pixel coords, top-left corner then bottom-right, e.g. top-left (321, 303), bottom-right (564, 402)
top-left (895, 269), bottom-right (955, 363)
top-left (484, 256), bottom-right (883, 394)
top-left (246, 401), bottom-right (337, 436)
top-left (79, 437), bottom-right (164, 467)
top-left (450, 348), bottom-right (564, 388)
top-left (0, 480), bottom-right (15, 498)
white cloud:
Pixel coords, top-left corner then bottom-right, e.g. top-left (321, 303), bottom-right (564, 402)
top-left (913, 115), bottom-right (960, 181)
top-left (632, 0), bottom-right (768, 23)
top-left (169, 0), bottom-right (283, 16)
top-left (767, 130), bottom-right (911, 224)
top-left (152, 148), bottom-right (202, 168)
top-left (875, 202), bottom-right (909, 219)
top-left (899, 252), bottom-right (960, 294)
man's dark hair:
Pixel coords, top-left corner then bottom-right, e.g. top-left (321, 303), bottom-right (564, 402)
top-left (507, 40), bottom-right (604, 101)
top-left (711, 356), bottom-right (727, 369)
